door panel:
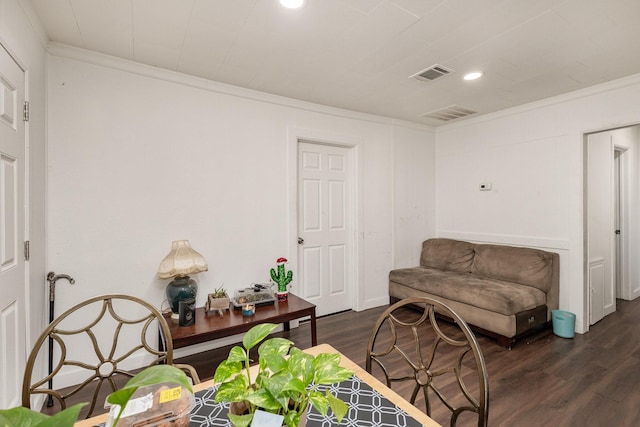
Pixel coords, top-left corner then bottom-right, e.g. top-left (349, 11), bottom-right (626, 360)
top-left (587, 132), bottom-right (616, 325)
top-left (302, 246), bottom-right (321, 298)
top-left (589, 258), bottom-right (605, 324)
top-left (328, 244), bottom-right (345, 295)
top-left (298, 142), bottom-right (352, 316)
top-left (328, 180), bottom-right (345, 229)
top-left (0, 44), bottom-right (26, 409)
top-left (302, 179), bottom-right (320, 231)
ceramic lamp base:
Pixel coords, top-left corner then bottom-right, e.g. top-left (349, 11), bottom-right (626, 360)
top-left (166, 275), bottom-right (198, 318)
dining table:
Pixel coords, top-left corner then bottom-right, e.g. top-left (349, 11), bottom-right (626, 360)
top-left (74, 343), bottom-right (441, 427)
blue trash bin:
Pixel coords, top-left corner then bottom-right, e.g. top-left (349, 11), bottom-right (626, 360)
top-left (551, 310), bottom-right (576, 338)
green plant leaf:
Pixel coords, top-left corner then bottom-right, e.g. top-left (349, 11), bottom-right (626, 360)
top-left (327, 391), bottom-right (349, 424)
top-left (308, 390), bottom-right (329, 416)
top-left (287, 348), bottom-right (314, 384)
top-left (281, 377), bottom-right (306, 395)
top-left (313, 352), bottom-right (341, 368)
top-left (0, 406), bottom-right (48, 427)
top-left (227, 345), bottom-right (248, 364)
top-left (283, 409), bottom-right (302, 427)
top-left (261, 370), bottom-right (295, 409)
top-left (214, 359), bottom-right (243, 384)
top-left (214, 375), bottom-right (250, 403)
top-left (313, 355), bottom-right (353, 385)
top-left (242, 323), bottom-right (278, 351)
top-left (246, 387), bottom-right (282, 411)
top-left (37, 403), bottom-right (87, 427)
top-left (260, 354), bottom-right (288, 374)
top-left (254, 370), bottom-right (268, 388)
top-left (228, 412), bottom-right (253, 427)
top-left (0, 403), bottom-right (86, 427)
top-left (258, 337), bottom-right (293, 357)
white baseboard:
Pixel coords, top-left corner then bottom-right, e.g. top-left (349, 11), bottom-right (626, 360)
top-left (360, 296), bottom-right (391, 311)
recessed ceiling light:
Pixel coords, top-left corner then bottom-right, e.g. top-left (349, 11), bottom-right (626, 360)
top-left (280, 0), bottom-right (306, 8)
top-left (463, 71), bottom-right (483, 81)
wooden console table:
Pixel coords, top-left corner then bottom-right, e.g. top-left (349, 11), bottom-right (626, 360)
top-left (161, 293), bottom-right (317, 351)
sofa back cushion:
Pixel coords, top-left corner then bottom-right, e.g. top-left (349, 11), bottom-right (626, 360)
top-left (420, 239), bottom-right (475, 272)
top-left (472, 244), bottom-right (555, 292)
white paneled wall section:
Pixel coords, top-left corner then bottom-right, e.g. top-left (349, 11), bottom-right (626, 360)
top-left (46, 48), bottom-right (435, 375)
top-left (435, 74), bottom-right (640, 334)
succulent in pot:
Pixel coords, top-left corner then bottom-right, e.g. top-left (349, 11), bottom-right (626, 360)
top-left (213, 323), bottom-right (354, 427)
top-left (206, 285), bottom-right (231, 315)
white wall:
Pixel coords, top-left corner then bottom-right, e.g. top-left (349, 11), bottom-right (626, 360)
top-left (623, 126), bottom-right (640, 299)
top-left (0, 0), bottom-right (47, 357)
top-left (393, 125), bottom-right (436, 268)
top-left (46, 47), bottom-right (435, 366)
top-left (435, 74), bottom-right (640, 334)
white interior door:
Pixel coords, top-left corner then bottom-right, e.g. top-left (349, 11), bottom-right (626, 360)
top-left (587, 132), bottom-right (616, 325)
top-left (0, 44), bottom-right (27, 409)
top-left (298, 142), bottom-right (352, 316)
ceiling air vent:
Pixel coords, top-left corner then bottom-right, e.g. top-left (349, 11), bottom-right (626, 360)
top-left (410, 64), bottom-right (454, 82)
top-left (421, 105), bottom-right (477, 122)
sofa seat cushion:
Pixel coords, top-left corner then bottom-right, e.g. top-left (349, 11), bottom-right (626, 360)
top-left (389, 267), bottom-right (546, 316)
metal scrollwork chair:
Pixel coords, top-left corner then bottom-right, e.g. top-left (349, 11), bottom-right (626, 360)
top-left (366, 297), bottom-right (489, 426)
top-left (22, 294), bottom-right (200, 419)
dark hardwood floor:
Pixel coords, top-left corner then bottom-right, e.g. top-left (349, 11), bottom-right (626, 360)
top-left (178, 297), bottom-right (640, 426)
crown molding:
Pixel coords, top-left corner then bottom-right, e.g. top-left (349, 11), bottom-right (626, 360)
top-left (47, 42), bottom-right (434, 132)
top-left (437, 72), bottom-right (640, 132)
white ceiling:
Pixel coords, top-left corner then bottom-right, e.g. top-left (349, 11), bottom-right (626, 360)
top-left (28, 0), bottom-right (640, 126)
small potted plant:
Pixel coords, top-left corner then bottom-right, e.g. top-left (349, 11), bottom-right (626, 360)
top-left (214, 323), bottom-right (353, 427)
top-left (206, 285), bottom-right (230, 315)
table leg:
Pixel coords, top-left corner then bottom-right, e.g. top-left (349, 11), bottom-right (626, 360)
top-left (310, 309), bottom-right (317, 346)
top-left (284, 321), bottom-right (290, 332)
top-left (158, 329), bottom-right (165, 352)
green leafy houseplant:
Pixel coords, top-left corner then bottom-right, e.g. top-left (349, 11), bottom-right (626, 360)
top-left (0, 365), bottom-right (192, 427)
top-left (213, 323), bottom-right (354, 427)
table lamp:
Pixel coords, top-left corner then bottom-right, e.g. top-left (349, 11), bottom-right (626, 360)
top-left (158, 240), bottom-right (208, 319)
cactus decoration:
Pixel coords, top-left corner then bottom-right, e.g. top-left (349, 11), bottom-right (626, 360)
top-left (270, 257), bottom-right (293, 301)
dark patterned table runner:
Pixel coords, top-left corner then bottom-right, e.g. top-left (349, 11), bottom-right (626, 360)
top-left (190, 375), bottom-right (423, 427)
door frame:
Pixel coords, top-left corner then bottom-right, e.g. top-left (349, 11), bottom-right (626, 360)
top-left (0, 38), bottom-right (31, 409)
top-left (613, 146), bottom-right (629, 300)
top-left (583, 125), bottom-right (639, 330)
top-left (287, 127), bottom-right (364, 311)
top-left (585, 131), bottom-right (615, 326)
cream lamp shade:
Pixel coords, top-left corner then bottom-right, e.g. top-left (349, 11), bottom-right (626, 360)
top-left (158, 240), bottom-right (208, 278)
top-left (158, 240), bottom-right (208, 320)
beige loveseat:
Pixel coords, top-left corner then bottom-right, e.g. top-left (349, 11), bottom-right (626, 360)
top-left (389, 238), bottom-right (559, 348)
